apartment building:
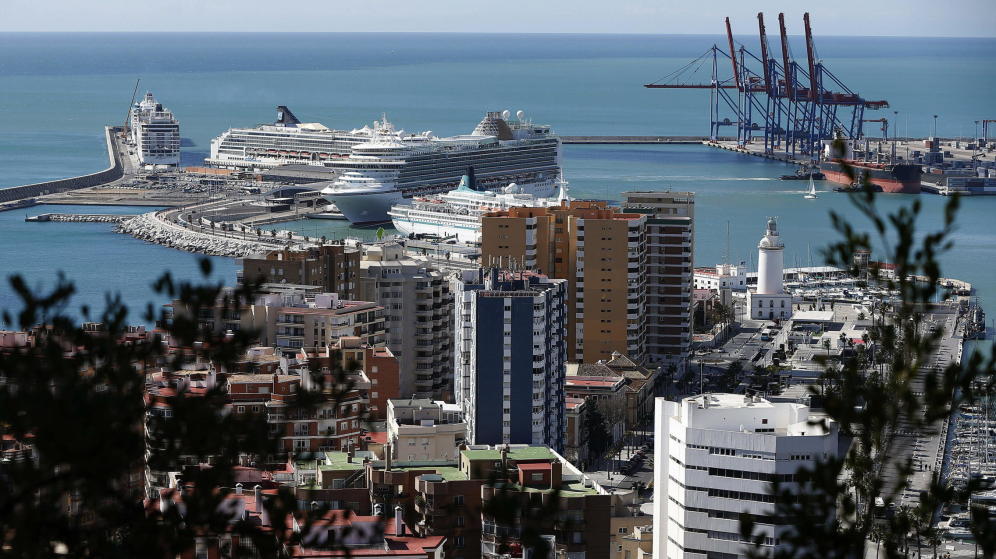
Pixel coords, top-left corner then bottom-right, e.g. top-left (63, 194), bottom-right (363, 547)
top-left (240, 244), bottom-right (360, 299)
top-left (451, 269), bottom-right (567, 451)
top-left (244, 289), bottom-right (386, 351)
top-left (473, 445), bottom-right (613, 559)
top-left (652, 394), bottom-right (839, 559)
top-left (357, 241), bottom-right (453, 400)
top-left (571, 351), bottom-right (663, 429)
top-left (622, 191), bottom-right (694, 368)
top-left (329, 337), bottom-right (400, 420)
top-left (387, 399), bottom-right (467, 462)
top-left (480, 200), bottom-right (647, 364)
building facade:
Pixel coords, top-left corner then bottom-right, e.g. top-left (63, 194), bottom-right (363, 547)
top-left (357, 242), bottom-right (453, 400)
top-left (480, 200), bottom-right (647, 364)
top-left (622, 191), bottom-right (694, 368)
top-left (387, 399), bottom-right (467, 462)
top-left (451, 269), bottom-right (567, 451)
top-left (244, 290), bottom-right (386, 351)
top-left (240, 244), bottom-right (360, 300)
top-left (652, 394), bottom-right (839, 559)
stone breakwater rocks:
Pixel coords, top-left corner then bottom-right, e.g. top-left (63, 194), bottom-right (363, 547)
top-left (50, 214), bottom-right (131, 223)
top-left (117, 211), bottom-right (282, 258)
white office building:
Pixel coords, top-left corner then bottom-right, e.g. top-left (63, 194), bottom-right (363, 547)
top-left (652, 394), bottom-right (839, 559)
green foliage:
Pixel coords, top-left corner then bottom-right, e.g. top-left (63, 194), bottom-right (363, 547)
top-left (581, 397), bottom-right (612, 460)
top-left (741, 142), bottom-right (996, 558)
top-left (0, 259), bottom-right (365, 557)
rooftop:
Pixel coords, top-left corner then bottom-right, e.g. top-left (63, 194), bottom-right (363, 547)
top-left (687, 393), bottom-right (775, 410)
top-left (461, 446), bottom-right (557, 462)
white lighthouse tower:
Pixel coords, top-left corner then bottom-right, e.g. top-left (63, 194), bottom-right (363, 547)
top-left (748, 218), bottom-right (792, 320)
top-left (757, 217), bottom-right (784, 294)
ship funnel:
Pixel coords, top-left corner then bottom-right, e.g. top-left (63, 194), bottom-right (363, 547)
top-left (275, 105), bottom-right (301, 126)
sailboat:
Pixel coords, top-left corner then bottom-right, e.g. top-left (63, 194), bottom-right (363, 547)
top-left (804, 176), bottom-right (818, 199)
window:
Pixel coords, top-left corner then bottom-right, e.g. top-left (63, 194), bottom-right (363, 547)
top-left (456, 515), bottom-right (465, 527)
top-left (455, 536), bottom-right (465, 548)
top-left (618, 527), bottom-right (628, 534)
top-left (531, 472), bottom-right (544, 481)
top-left (453, 495), bottom-right (464, 505)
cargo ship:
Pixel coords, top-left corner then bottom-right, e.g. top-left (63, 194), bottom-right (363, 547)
top-left (819, 160), bottom-right (922, 194)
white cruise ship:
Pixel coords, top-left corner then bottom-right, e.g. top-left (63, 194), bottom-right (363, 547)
top-left (207, 106), bottom-right (418, 169)
top-left (389, 172), bottom-right (569, 244)
top-left (321, 110), bottom-right (560, 224)
top-left (129, 92), bottom-right (180, 167)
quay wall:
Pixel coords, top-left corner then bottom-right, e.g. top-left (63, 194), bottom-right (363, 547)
top-left (561, 135), bottom-right (730, 144)
top-left (0, 126), bottom-right (123, 204)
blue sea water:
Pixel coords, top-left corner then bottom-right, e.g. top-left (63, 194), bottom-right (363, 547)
top-left (0, 33), bottom-right (993, 354)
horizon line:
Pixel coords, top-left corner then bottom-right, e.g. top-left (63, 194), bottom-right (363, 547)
top-left (1, 30), bottom-right (995, 40)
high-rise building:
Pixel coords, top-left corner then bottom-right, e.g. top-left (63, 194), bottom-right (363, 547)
top-left (480, 200), bottom-right (647, 364)
top-left (652, 394), bottom-right (840, 559)
top-left (240, 244), bottom-right (360, 300)
top-left (747, 218), bottom-right (792, 320)
top-left (356, 241), bottom-right (453, 400)
top-left (451, 269), bottom-right (567, 450)
top-left (622, 191), bottom-right (694, 368)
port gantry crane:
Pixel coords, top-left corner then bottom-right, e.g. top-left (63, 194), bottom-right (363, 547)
top-left (645, 12), bottom-right (889, 161)
top-left (862, 118), bottom-right (889, 140)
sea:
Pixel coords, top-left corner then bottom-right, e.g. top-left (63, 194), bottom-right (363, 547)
top-left (0, 33), bottom-right (993, 355)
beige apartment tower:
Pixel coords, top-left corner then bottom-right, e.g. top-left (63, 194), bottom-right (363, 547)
top-left (481, 200), bottom-right (647, 364)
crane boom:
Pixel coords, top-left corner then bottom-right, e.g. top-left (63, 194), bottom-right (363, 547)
top-left (725, 17), bottom-right (740, 91)
top-left (778, 13), bottom-right (793, 98)
top-left (803, 13), bottom-right (818, 101)
top-left (757, 13), bottom-right (772, 94)
top-left (124, 78), bottom-right (140, 136)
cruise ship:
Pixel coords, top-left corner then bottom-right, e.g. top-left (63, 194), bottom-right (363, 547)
top-left (321, 111), bottom-right (560, 224)
top-left (129, 92), bottom-right (180, 167)
top-left (207, 106), bottom-right (393, 169)
top-left (389, 172), bottom-right (569, 244)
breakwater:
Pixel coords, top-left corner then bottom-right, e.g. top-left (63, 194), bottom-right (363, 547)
top-left (26, 213), bottom-right (134, 223)
top-left (117, 211), bottom-right (284, 257)
top-left (0, 127), bottom-right (124, 208)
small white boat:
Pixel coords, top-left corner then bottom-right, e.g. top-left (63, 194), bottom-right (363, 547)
top-left (804, 176), bottom-right (818, 199)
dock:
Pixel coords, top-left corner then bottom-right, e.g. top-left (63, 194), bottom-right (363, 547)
top-left (25, 213), bottom-right (134, 223)
top-left (561, 136), bottom-right (723, 144)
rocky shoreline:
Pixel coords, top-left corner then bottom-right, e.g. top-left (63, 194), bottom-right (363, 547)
top-left (116, 211), bottom-right (285, 258)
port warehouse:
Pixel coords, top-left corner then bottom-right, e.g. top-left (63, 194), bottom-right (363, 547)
top-left (0, 127), bottom-right (123, 204)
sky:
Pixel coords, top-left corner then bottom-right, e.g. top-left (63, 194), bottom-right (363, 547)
top-left (1, 0), bottom-right (994, 37)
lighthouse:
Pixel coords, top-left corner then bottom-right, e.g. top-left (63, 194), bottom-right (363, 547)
top-left (748, 218), bottom-right (793, 320)
top-left (757, 218), bottom-right (784, 295)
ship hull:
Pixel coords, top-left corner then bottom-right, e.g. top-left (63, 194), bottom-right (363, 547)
top-left (820, 161), bottom-right (922, 194)
top-left (323, 189), bottom-right (404, 225)
top-left (390, 216), bottom-right (480, 243)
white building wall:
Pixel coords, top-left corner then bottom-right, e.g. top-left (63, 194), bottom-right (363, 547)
top-left (653, 394), bottom-right (838, 559)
